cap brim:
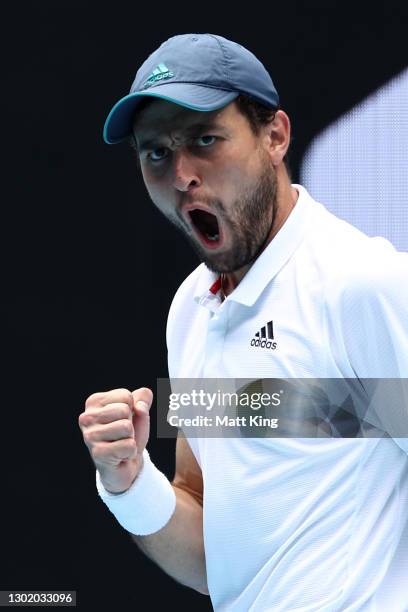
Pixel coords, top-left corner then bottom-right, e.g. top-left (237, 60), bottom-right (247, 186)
top-left (103, 83), bottom-right (239, 144)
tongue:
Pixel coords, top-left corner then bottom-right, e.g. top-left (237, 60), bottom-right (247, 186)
top-left (189, 209), bottom-right (219, 241)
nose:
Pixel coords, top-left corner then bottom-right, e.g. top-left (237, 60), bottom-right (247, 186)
top-left (172, 149), bottom-right (201, 192)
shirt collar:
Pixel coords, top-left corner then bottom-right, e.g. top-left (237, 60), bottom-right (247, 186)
top-left (193, 184), bottom-right (319, 310)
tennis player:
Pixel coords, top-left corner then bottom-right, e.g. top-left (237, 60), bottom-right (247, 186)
top-left (78, 34), bottom-right (408, 610)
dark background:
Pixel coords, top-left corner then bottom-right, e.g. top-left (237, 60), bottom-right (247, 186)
top-left (2, 1), bottom-right (408, 610)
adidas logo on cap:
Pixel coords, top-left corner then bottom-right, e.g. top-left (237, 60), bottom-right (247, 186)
top-left (250, 321), bottom-right (277, 350)
top-left (143, 63), bottom-right (175, 89)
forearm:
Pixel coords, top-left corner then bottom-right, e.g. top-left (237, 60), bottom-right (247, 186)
top-left (131, 485), bottom-right (208, 595)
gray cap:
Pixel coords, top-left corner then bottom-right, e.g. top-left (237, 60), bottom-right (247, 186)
top-left (103, 33), bottom-right (279, 144)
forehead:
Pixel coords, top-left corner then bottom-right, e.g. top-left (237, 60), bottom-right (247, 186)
top-left (132, 98), bottom-right (240, 140)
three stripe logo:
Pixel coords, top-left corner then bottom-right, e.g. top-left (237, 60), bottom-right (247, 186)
top-left (250, 320), bottom-right (277, 349)
top-left (143, 63), bottom-right (175, 88)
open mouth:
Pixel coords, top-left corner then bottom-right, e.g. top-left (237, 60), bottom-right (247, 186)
top-left (188, 208), bottom-right (223, 249)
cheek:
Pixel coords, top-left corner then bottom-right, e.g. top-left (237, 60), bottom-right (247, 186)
top-left (208, 160), bottom-right (255, 201)
top-left (141, 169), bottom-right (170, 208)
top-left (143, 179), bottom-right (177, 220)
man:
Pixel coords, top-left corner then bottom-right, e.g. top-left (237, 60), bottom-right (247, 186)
top-left (78, 34), bottom-right (408, 610)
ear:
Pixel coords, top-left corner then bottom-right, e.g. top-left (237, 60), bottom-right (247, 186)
top-left (262, 110), bottom-right (291, 166)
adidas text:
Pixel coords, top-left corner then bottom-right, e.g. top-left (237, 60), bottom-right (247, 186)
top-left (250, 339), bottom-right (277, 349)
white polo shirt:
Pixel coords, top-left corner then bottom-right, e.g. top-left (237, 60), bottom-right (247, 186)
top-left (166, 184), bottom-right (408, 611)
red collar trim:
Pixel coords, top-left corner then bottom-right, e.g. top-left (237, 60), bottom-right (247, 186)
top-left (209, 276), bottom-right (222, 294)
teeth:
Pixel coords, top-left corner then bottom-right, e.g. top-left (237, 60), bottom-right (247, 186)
top-left (206, 233), bottom-right (219, 242)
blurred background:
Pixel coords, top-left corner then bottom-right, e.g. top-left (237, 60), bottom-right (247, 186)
top-left (2, 1), bottom-right (407, 609)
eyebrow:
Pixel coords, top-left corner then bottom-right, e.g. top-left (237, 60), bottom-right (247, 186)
top-left (136, 122), bottom-right (228, 153)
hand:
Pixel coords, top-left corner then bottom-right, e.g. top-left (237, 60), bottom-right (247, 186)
top-left (78, 387), bottom-right (153, 494)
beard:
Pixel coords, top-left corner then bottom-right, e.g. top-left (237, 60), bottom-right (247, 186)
top-left (169, 154), bottom-right (278, 274)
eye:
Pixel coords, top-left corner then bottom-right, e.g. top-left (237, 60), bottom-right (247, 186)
top-left (195, 135), bottom-right (217, 147)
top-left (149, 148), bottom-right (169, 162)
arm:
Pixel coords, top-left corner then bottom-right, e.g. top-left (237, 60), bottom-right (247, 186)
top-left (79, 388), bottom-right (209, 596)
top-left (131, 434), bottom-right (208, 595)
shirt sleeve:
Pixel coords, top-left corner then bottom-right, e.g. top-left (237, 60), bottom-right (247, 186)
top-left (334, 250), bottom-right (408, 453)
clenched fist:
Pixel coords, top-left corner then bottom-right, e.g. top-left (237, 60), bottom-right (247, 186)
top-left (78, 387), bottom-right (153, 494)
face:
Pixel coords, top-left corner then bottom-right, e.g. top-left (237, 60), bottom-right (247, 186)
top-left (132, 99), bottom-right (278, 274)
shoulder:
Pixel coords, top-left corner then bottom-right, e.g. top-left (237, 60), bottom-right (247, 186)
top-left (318, 230), bottom-right (408, 376)
top-left (325, 237), bottom-right (407, 314)
top-left (305, 201), bottom-right (407, 308)
top-left (302, 201), bottom-right (407, 369)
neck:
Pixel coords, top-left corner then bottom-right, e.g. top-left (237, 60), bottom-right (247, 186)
top-left (221, 172), bottom-right (298, 298)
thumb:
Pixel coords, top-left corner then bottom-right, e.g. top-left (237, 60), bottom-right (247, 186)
top-left (131, 387), bottom-right (154, 415)
top-left (131, 388), bottom-right (153, 456)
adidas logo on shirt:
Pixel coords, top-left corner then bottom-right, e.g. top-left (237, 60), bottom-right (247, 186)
top-left (250, 320), bottom-right (277, 349)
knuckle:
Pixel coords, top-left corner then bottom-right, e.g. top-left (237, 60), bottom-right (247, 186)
top-left (124, 439), bottom-right (137, 455)
top-left (106, 403), bottom-right (131, 420)
top-left (113, 388), bottom-right (133, 404)
top-left (121, 405), bottom-right (132, 419)
top-left (123, 420), bottom-right (134, 437)
top-left (79, 411), bottom-right (94, 427)
top-left (85, 389), bottom-right (132, 410)
top-left (83, 429), bottom-right (95, 444)
top-left (85, 392), bottom-right (105, 408)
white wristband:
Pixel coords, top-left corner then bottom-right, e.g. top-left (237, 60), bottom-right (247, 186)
top-left (95, 448), bottom-right (176, 536)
